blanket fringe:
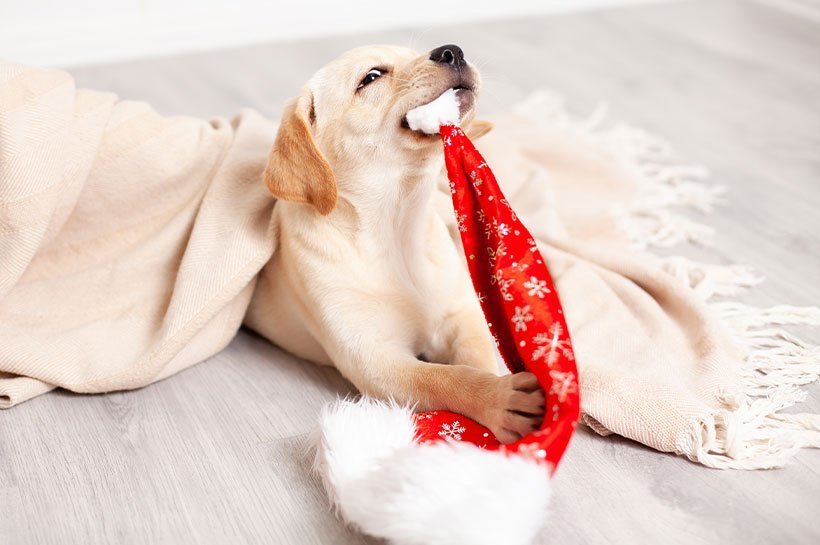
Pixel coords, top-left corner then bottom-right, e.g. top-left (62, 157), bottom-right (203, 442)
top-left (515, 92), bottom-right (724, 249)
top-left (519, 91), bottom-right (820, 469)
top-left (660, 262), bottom-right (820, 467)
top-left (603, 126), bottom-right (723, 249)
top-left (660, 257), bottom-right (764, 300)
top-left (697, 303), bottom-right (820, 469)
top-left (630, 165), bottom-right (820, 469)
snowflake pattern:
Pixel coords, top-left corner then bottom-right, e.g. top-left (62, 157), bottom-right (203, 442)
top-left (512, 305), bottom-right (534, 332)
top-left (483, 217), bottom-right (498, 240)
top-left (523, 276), bottom-right (550, 298)
top-left (500, 198), bottom-right (518, 221)
top-left (486, 241), bottom-right (507, 268)
top-left (411, 124), bottom-right (578, 470)
top-left (531, 323), bottom-right (575, 366)
top-left (438, 420), bottom-right (466, 441)
top-left (469, 170), bottom-right (483, 195)
top-left (548, 370), bottom-right (578, 403)
top-left (512, 442), bottom-right (548, 461)
top-left (490, 270), bottom-right (514, 301)
top-left (456, 213), bottom-right (468, 233)
top-left (511, 261), bottom-right (529, 273)
top-left (509, 443), bottom-right (556, 472)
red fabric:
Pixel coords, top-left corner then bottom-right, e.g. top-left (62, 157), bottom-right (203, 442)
top-left (413, 125), bottom-right (580, 472)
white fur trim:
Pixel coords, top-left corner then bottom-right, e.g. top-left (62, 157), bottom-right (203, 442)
top-left (314, 398), bottom-right (418, 508)
top-left (405, 88), bottom-right (460, 134)
top-left (315, 397), bottom-right (551, 545)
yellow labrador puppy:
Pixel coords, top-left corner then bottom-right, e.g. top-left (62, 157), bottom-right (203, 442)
top-left (246, 44), bottom-right (545, 443)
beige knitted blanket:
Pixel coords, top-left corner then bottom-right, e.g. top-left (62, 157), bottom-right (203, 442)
top-left (2, 61), bottom-right (818, 469)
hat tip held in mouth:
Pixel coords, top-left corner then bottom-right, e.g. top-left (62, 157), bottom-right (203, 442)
top-left (404, 88), bottom-right (462, 135)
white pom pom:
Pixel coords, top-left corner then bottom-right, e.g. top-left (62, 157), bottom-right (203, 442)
top-left (315, 397), bottom-right (552, 545)
top-left (405, 88), bottom-right (461, 134)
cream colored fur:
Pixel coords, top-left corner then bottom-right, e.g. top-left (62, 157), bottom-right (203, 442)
top-left (245, 45), bottom-right (544, 443)
top-left (5, 50), bottom-right (815, 472)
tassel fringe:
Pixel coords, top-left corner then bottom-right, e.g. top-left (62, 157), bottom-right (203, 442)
top-left (515, 92), bottom-right (725, 250)
top-left (517, 91), bottom-right (820, 469)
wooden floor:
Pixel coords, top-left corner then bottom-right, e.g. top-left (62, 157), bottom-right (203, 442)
top-left (3, 1), bottom-right (819, 543)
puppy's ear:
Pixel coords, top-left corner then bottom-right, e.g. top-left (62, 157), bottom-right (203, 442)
top-left (466, 119), bottom-right (493, 140)
top-left (264, 88), bottom-right (337, 215)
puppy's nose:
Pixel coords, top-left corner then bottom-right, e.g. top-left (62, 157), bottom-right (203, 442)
top-left (430, 44), bottom-right (465, 68)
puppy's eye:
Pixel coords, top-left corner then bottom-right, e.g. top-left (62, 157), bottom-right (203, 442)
top-left (357, 68), bottom-right (383, 90)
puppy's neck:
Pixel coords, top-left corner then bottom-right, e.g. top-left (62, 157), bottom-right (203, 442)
top-left (275, 147), bottom-right (446, 272)
top-left (325, 155), bottom-right (443, 248)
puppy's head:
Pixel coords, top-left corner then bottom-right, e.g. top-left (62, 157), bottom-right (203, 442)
top-left (264, 44), bottom-right (490, 215)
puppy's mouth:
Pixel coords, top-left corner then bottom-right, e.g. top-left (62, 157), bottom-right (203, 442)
top-left (400, 85), bottom-right (476, 132)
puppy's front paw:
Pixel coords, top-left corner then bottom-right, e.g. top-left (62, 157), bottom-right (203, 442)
top-left (481, 372), bottom-right (545, 444)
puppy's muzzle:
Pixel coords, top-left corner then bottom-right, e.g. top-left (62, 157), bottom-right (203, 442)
top-left (429, 43), bottom-right (475, 93)
top-left (400, 44), bottom-right (479, 132)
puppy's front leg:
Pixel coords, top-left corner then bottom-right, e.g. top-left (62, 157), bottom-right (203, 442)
top-left (434, 304), bottom-right (499, 374)
top-left (430, 304), bottom-right (546, 442)
top-left (333, 340), bottom-right (543, 444)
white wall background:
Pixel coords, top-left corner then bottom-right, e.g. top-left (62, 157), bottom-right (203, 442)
top-left (0, 0), bottom-right (671, 67)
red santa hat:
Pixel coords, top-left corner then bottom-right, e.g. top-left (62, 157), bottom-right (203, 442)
top-left (315, 91), bottom-right (580, 545)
